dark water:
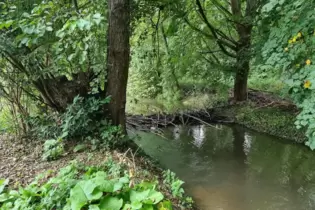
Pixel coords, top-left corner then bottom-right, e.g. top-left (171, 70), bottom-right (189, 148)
top-left (133, 125), bottom-right (315, 210)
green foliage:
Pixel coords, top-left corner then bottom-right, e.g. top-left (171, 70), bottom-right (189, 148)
top-left (0, 162), bottom-right (172, 210)
top-left (29, 95), bottom-right (121, 146)
top-left (162, 170), bottom-right (184, 198)
top-left (42, 138), bottom-right (64, 161)
top-left (259, 0), bottom-right (315, 148)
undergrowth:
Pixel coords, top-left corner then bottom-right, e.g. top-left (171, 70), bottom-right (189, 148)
top-left (0, 159), bottom-right (189, 210)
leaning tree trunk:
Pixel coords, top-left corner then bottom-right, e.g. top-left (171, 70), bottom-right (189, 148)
top-left (105, 0), bottom-right (130, 133)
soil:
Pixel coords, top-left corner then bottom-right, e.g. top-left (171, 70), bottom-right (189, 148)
top-left (0, 135), bottom-right (113, 186)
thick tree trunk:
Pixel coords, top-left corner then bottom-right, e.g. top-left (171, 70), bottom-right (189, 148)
top-left (233, 27), bottom-right (252, 101)
top-left (231, 0), bottom-right (256, 101)
top-left (105, 0), bottom-right (130, 133)
top-left (233, 56), bottom-right (249, 101)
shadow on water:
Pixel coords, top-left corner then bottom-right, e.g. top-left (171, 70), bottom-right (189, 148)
top-left (133, 125), bottom-right (315, 210)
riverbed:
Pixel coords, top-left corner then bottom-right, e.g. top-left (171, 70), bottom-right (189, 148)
top-left (134, 125), bottom-right (315, 210)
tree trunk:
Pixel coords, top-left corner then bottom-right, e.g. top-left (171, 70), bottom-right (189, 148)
top-left (231, 0), bottom-right (256, 102)
top-left (233, 27), bottom-right (252, 101)
top-left (233, 56), bottom-right (249, 101)
top-left (105, 0), bottom-right (130, 133)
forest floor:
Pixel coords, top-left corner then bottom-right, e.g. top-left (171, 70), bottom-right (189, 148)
top-left (0, 135), bottom-right (193, 209)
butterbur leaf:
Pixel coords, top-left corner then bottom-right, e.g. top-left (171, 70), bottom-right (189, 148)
top-left (146, 190), bottom-right (164, 204)
top-left (141, 204), bottom-right (154, 210)
top-left (122, 204), bottom-right (132, 210)
top-left (99, 196), bottom-right (123, 210)
top-left (69, 184), bottom-right (88, 210)
top-left (93, 178), bottom-right (114, 192)
top-left (130, 189), bottom-right (150, 202)
top-left (113, 181), bottom-right (123, 192)
top-left (0, 179), bottom-right (9, 194)
top-left (69, 180), bottom-right (102, 210)
top-left (89, 205), bottom-right (101, 210)
top-left (131, 200), bottom-right (143, 209)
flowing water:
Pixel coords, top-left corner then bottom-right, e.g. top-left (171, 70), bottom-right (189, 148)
top-left (133, 125), bottom-right (315, 210)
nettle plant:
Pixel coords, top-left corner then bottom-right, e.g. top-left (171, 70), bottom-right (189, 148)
top-left (260, 0), bottom-right (315, 148)
top-left (0, 162), bottom-right (173, 210)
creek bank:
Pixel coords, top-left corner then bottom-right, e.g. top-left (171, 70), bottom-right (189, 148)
top-left (127, 89), bottom-right (305, 143)
top-left (0, 135), bottom-right (195, 209)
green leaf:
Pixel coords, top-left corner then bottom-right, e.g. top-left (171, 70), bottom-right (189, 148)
top-left (89, 205), bottom-right (101, 210)
top-left (122, 204), bottom-right (132, 210)
top-left (69, 183), bottom-right (88, 210)
top-left (46, 26), bottom-right (53, 31)
top-left (131, 200), bottom-right (143, 209)
top-left (73, 144), bottom-right (87, 153)
top-left (99, 196), bottom-right (123, 210)
top-left (146, 190), bottom-right (164, 204)
top-left (56, 30), bottom-right (65, 38)
top-left (69, 180), bottom-right (102, 210)
top-left (0, 193), bottom-right (10, 203)
top-left (141, 204), bottom-right (154, 210)
top-left (0, 179), bottom-right (9, 194)
top-left (130, 189), bottom-right (150, 202)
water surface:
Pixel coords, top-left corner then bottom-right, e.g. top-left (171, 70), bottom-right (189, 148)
top-left (133, 125), bottom-right (315, 210)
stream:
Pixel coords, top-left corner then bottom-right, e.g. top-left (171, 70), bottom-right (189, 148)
top-left (133, 125), bottom-right (315, 210)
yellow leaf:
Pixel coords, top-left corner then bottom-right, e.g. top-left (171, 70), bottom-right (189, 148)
top-left (292, 37), bottom-right (297, 43)
top-left (304, 80), bottom-right (311, 89)
top-left (297, 32), bottom-right (302, 38)
top-left (306, 59), bottom-right (312, 65)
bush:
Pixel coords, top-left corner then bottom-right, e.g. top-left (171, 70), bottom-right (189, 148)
top-left (42, 138), bottom-right (65, 161)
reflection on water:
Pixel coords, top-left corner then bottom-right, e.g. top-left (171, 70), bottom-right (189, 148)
top-left (192, 125), bottom-right (206, 148)
top-left (133, 125), bottom-right (315, 210)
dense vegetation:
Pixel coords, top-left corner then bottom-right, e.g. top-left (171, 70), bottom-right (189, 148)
top-left (0, 0), bottom-right (315, 209)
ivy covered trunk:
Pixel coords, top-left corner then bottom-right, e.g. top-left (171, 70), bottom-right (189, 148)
top-left (105, 0), bottom-right (130, 133)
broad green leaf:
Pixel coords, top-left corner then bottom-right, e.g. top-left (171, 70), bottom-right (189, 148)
top-left (145, 190), bottom-right (164, 204)
top-left (69, 180), bottom-right (102, 210)
top-left (142, 204), bottom-right (154, 210)
top-left (93, 178), bottom-right (114, 193)
top-left (130, 189), bottom-right (150, 202)
top-left (99, 196), bottom-right (123, 210)
top-left (69, 183), bottom-right (88, 210)
top-left (89, 205), bottom-right (101, 210)
top-left (131, 200), bottom-right (143, 209)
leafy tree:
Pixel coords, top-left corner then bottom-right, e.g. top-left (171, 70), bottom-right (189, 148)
top-left (166, 0), bottom-right (264, 101)
top-left (259, 0), bottom-right (315, 148)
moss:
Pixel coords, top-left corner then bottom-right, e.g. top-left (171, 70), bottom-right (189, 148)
top-left (231, 104), bottom-right (306, 142)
